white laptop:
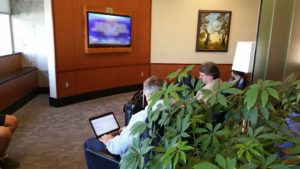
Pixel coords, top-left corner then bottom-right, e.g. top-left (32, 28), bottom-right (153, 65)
top-left (89, 112), bottom-right (120, 139)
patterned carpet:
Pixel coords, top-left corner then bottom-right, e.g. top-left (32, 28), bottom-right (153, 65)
top-left (7, 92), bottom-right (134, 169)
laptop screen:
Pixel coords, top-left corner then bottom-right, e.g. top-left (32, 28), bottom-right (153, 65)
top-left (89, 112), bottom-right (120, 138)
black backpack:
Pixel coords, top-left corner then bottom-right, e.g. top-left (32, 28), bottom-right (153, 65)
top-left (123, 91), bottom-right (147, 125)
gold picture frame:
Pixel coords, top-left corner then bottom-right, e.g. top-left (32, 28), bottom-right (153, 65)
top-left (195, 10), bottom-right (232, 52)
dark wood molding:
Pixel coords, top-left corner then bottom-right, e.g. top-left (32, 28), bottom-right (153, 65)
top-left (36, 87), bottom-right (50, 94)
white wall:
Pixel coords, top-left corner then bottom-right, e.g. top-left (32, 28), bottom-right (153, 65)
top-left (11, 0), bottom-right (49, 87)
top-left (0, 0), bottom-right (10, 13)
top-left (151, 0), bottom-right (261, 64)
top-left (44, 0), bottom-right (56, 98)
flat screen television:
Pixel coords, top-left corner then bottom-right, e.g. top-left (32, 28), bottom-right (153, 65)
top-left (84, 9), bottom-right (132, 53)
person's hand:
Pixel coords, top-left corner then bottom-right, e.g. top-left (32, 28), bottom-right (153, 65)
top-left (99, 134), bottom-right (114, 145)
top-left (119, 126), bottom-right (126, 133)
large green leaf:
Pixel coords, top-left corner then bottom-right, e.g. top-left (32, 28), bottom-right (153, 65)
top-left (245, 88), bottom-right (259, 110)
top-left (219, 81), bottom-right (236, 91)
top-left (206, 123), bottom-right (213, 132)
top-left (130, 121), bottom-right (148, 136)
top-left (212, 136), bottom-right (219, 151)
top-left (260, 106), bottom-right (270, 121)
top-left (249, 107), bottom-right (258, 126)
top-left (193, 162), bottom-right (219, 169)
top-left (222, 88), bottom-right (243, 95)
top-left (184, 65), bottom-right (194, 72)
top-left (181, 115), bottom-right (190, 132)
top-left (266, 88), bottom-right (279, 100)
top-left (213, 123), bottom-right (222, 133)
top-left (202, 135), bottom-right (212, 150)
top-left (150, 91), bottom-right (164, 107)
top-left (257, 133), bottom-right (280, 140)
top-left (215, 154), bottom-right (226, 169)
top-left (226, 158), bottom-right (236, 169)
top-left (179, 151), bottom-right (187, 163)
top-left (245, 151), bottom-right (251, 162)
top-left (254, 126), bottom-right (264, 137)
top-left (161, 147), bottom-right (176, 160)
top-left (167, 68), bottom-right (181, 80)
top-left (239, 163), bottom-right (258, 169)
top-left (261, 90), bottom-right (268, 107)
top-left (217, 94), bottom-right (227, 107)
top-left (173, 152), bottom-right (179, 169)
top-left (269, 164), bottom-right (290, 169)
top-left (195, 134), bottom-right (209, 146)
top-left (248, 127), bottom-right (254, 137)
top-left (265, 154), bottom-right (277, 166)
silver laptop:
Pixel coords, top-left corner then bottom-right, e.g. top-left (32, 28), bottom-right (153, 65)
top-left (89, 112), bottom-right (120, 139)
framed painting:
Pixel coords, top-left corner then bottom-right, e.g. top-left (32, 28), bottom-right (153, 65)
top-left (195, 10), bottom-right (232, 52)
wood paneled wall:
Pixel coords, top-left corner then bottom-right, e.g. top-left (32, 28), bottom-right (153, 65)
top-left (52, 0), bottom-right (151, 98)
top-left (151, 64), bottom-right (233, 81)
top-left (0, 71), bottom-right (37, 110)
top-left (0, 53), bottom-right (22, 76)
top-left (0, 54), bottom-right (38, 110)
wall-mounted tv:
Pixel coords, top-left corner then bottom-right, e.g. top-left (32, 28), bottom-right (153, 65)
top-left (84, 7), bottom-right (132, 53)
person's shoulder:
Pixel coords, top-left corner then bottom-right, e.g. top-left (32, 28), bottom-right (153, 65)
top-left (131, 109), bottom-right (147, 119)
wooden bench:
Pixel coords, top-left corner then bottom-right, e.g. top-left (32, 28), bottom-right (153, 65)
top-left (0, 53), bottom-right (38, 113)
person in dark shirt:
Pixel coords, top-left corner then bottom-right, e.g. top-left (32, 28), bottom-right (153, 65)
top-left (229, 70), bottom-right (247, 90)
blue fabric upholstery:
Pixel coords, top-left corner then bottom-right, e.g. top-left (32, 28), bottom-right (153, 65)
top-left (83, 138), bottom-right (120, 169)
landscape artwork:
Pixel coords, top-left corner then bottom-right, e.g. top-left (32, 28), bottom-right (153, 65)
top-left (196, 10), bottom-right (231, 52)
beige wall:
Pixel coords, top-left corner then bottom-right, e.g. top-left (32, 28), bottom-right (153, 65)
top-left (151, 0), bottom-right (260, 64)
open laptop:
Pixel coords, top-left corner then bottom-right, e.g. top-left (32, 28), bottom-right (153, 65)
top-left (89, 112), bottom-right (120, 139)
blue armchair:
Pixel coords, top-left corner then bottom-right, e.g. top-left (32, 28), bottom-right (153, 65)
top-left (85, 147), bottom-right (120, 169)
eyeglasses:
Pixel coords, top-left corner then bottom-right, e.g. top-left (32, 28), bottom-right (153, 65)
top-left (199, 73), bottom-right (208, 78)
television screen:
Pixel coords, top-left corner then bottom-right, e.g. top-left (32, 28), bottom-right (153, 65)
top-left (87, 12), bottom-right (132, 48)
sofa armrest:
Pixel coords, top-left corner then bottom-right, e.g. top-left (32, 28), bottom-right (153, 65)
top-left (86, 147), bottom-right (120, 165)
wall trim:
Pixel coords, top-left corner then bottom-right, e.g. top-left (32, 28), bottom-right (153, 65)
top-left (36, 87), bottom-right (50, 94)
top-left (49, 84), bottom-right (143, 107)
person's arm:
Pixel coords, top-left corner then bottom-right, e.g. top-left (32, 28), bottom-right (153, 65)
top-left (105, 109), bottom-right (147, 155)
top-left (99, 134), bottom-right (114, 145)
top-left (105, 127), bottom-right (133, 155)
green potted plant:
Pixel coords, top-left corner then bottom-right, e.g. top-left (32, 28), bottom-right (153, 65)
top-left (120, 65), bottom-right (300, 169)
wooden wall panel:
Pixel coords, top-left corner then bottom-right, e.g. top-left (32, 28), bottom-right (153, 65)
top-left (76, 67), bottom-right (119, 94)
top-left (52, 0), bottom-right (75, 37)
top-left (134, 0), bottom-right (151, 64)
top-left (151, 64), bottom-right (232, 82)
top-left (0, 54), bottom-right (21, 76)
top-left (0, 80), bottom-right (18, 109)
top-left (119, 65), bottom-right (149, 86)
top-left (57, 72), bottom-right (77, 97)
top-left (16, 71), bottom-right (38, 97)
top-left (55, 36), bottom-right (76, 71)
top-left (0, 71), bottom-right (37, 110)
top-left (52, 0), bottom-right (151, 98)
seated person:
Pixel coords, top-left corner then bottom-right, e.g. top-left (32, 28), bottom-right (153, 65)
top-left (229, 70), bottom-right (247, 89)
top-left (83, 75), bottom-right (164, 169)
top-left (0, 114), bottom-right (20, 169)
top-left (196, 61), bottom-right (221, 101)
top-left (195, 62), bottom-right (226, 125)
